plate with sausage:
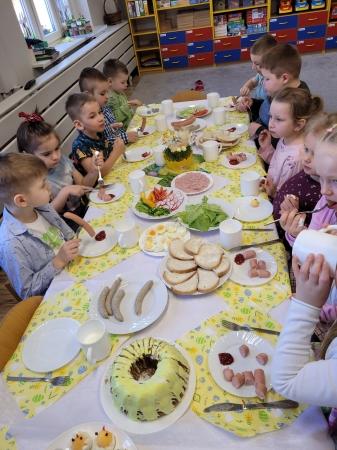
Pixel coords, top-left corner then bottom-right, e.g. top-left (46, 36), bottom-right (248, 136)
top-left (229, 247), bottom-right (277, 286)
top-left (169, 117), bottom-right (207, 132)
top-left (208, 330), bottom-right (274, 398)
top-left (176, 104), bottom-right (211, 119)
top-left (123, 146), bottom-right (153, 162)
top-left (89, 183), bottom-right (126, 204)
top-left (222, 152), bottom-right (256, 170)
top-left (89, 273), bottom-right (168, 334)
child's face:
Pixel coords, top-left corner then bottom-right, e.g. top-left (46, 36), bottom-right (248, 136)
top-left (34, 133), bottom-right (61, 170)
top-left (300, 132), bottom-right (317, 176)
top-left (76, 101), bottom-right (105, 135)
top-left (315, 141), bottom-right (337, 210)
top-left (19, 176), bottom-right (51, 208)
top-left (261, 68), bottom-right (287, 97)
top-left (109, 71), bottom-right (128, 93)
top-left (92, 80), bottom-right (109, 108)
top-left (250, 53), bottom-right (262, 74)
top-left (269, 100), bottom-right (299, 139)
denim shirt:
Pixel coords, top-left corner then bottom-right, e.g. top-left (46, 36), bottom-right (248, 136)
top-left (0, 204), bottom-right (74, 299)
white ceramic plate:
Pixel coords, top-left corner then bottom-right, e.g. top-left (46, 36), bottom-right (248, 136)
top-left (177, 197), bottom-right (235, 232)
top-left (208, 331), bottom-right (274, 397)
top-left (221, 152), bottom-right (256, 170)
top-left (168, 118), bottom-right (207, 132)
top-left (233, 196), bottom-right (273, 222)
top-left (229, 247), bottom-right (277, 286)
top-left (123, 147), bottom-right (153, 163)
top-left (132, 187), bottom-right (187, 221)
top-left (171, 171), bottom-right (213, 196)
top-left (139, 222), bottom-right (190, 257)
top-left (22, 318), bottom-right (80, 372)
top-left (176, 104), bottom-right (211, 119)
top-left (79, 227), bottom-right (118, 257)
top-left (136, 105), bottom-right (160, 117)
top-left (89, 183), bottom-right (125, 204)
top-left (89, 273), bottom-right (168, 335)
top-left (46, 421), bottom-right (137, 450)
top-left (130, 125), bottom-right (156, 138)
top-left (222, 123), bottom-right (248, 136)
top-left (158, 254), bottom-right (232, 296)
top-left (100, 339), bottom-right (196, 434)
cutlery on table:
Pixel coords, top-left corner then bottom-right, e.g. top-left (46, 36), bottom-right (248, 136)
top-left (204, 399), bottom-right (299, 413)
top-left (138, 117), bottom-right (147, 134)
top-left (230, 238), bottom-right (281, 252)
top-left (221, 319), bottom-right (280, 336)
top-left (91, 183), bottom-right (115, 192)
top-left (264, 203), bottom-right (327, 226)
top-left (7, 375), bottom-right (71, 386)
top-left (94, 151), bottom-right (104, 186)
top-left (242, 228), bottom-right (274, 232)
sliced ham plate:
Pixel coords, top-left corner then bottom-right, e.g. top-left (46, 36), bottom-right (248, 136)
top-left (172, 171), bottom-right (213, 195)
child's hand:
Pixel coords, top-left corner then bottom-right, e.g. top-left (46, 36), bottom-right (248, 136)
top-left (236, 96), bottom-right (252, 112)
top-left (258, 129), bottom-right (272, 149)
top-left (53, 239), bottom-right (80, 269)
top-left (94, 152), bottom-right (104, 168)
top-left (113, 137), bottom-right (125, 157)
top-left (128, 99), bottom-right (142, 107)
top-left (66, 185), bottom-right (92, 197)
top-left (111, 122), bottom-right (123, 129)
top-left (320, 304), bottom-right (337, 323)
top-left (240, 85), bottom-right (251, 96)
top-left (292, 254), bottom-right (332, 309)
top-left (127, 131), bottom-right (138, 143)
top-left (279, 209), bottom-right (306, 237)
top-left (265, 176), bottom-right (276, 198)
top-left (280, 194), bottom-right (299, 213)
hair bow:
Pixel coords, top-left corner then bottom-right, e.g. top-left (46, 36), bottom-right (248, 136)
top-left (18, 111), bottom-right (44, 123)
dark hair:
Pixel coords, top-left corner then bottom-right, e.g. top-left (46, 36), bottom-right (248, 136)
top-left (0, 153), bottom-right (47, 204)
top-left (65, 92), bottom-right (97, 121)
top-left (251, 34), bottom-right (277, 56)
top-left (79, 67), bottom-right (107, 93)
top-left (17, 112), bottom-right (57, 154)
top-left (273, 87), bottom-right (323, 122)
top-left (260, 43), bottom-right (301, 79)
top-left (102, 59), bottom-right (128, 79)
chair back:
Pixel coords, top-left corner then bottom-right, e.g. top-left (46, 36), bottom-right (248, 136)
top-left (171, 90), bottom-right (207, 103)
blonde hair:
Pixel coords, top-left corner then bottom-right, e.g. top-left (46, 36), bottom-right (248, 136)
top-left (0, 153), bottom-right (47, 204)
top-left (320, 319), bottom-right (337, 359)
top-left (304, 112), bottom-right (337, 138)
top-left (272, 87), bottom-right (323, 123)
top-left (251, 34), bottom-right (277, 56)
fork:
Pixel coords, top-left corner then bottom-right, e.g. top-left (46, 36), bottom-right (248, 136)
top-left (221, 319), bottom-right (280, 336)
top-left (94, 151), bottom-right (104, 186)
top-left (7, 375), bottom-right (71, 386)
top-left (264, 203), bottom-right (327, 226)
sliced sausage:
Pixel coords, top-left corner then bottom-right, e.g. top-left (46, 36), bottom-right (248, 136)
top-left (257, 260), bottom-right (266, 270)
top-left (248, 268), bottom-right (259, 278)
top-left (243, 250), bottom-right (257, 260)
top-left (244, 371), bottom-right (255, 386)
top-left (254, 368), bottom-right (266, 384)
top-left (239, 344), bottom-right (249, 358)
top-left (249, 258), bottom-right (258, 269)
top-left (256, 353), bottom-right (269, 366)
top-left (232, 373), bottom-right (245, 389)
top-left (257, 269), bottom-right (271, 278)
top-left (255, 382), bottom-right (267, 399)
top-left (223, 368), bottom-right (234, 382)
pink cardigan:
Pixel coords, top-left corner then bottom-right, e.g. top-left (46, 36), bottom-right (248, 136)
top-left (268, 139), bottom-right (303, 192)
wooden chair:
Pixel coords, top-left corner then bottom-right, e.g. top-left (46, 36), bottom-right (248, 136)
top-left (0, 296), bottom-right (43, 371)
top-left (171, 90), bottom-right (207, 103)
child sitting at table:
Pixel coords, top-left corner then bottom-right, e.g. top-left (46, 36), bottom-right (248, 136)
top-left (66, 93), bottom-right (125, 176)
top-left (78, 67), bottom-right (138, 145)
top-left (16, 111), bottom-right (98, 217)
top-left (0, 153), bottom-right (79, 299)
top-left (271, 253), bottom-right (337, 436)
top-left (261, 87), bottom-right (322, 199)
top-left (103, 59), bottom-right (142, 129)
top-left (239, 34), bottom-right (277, 100)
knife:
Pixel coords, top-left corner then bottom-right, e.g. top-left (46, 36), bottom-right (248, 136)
top-left (91, 183), bottom-right (115, 192)
top-left (230, 238), bottom-right (281, 253)
top-left (204, 399), bottom-right (299, 413)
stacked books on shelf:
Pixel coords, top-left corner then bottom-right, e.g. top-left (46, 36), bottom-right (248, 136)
top-left (246, 7), bottom-right (267, 33)
top-left (32, 45), bottom-right (60, 62)
top-left (128, 0), bottom-right (150, 17)
top-left (156, 0), bottom-right (207, 7)
top-left (214, 14), bottom-right (228, 36)
top-left (213, 6), bottom-right (266, 36)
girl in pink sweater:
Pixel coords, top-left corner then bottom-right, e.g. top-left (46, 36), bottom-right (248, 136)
top-left (260, 87), bottom-right (323, 198)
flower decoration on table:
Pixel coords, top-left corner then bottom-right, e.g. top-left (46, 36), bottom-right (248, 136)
top-left (164, 143), bottom-right (193, 172)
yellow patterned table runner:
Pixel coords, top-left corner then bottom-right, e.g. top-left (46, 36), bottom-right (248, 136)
top-left (0, 427), bottom-right (16, 450)
top-left (178, 302), bottom-right (305, 437)
top-left (2, 283), bottom-right (127, 418)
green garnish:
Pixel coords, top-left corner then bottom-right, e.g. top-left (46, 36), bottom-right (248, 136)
top-left (177, 196), bottom-right (228, 231)
top-left (135, 201), bottom-right (170, 217)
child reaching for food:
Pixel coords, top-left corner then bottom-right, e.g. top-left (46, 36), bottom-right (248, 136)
top-left (260, 87), bottom-right (323, 199)
top-left (17, 111), bottom-right (99, 217)
top-left (271, 253), bottom-right (337, 435)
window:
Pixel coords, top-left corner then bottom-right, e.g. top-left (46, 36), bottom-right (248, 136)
top-left (12, 0), bottom-right (74, 43)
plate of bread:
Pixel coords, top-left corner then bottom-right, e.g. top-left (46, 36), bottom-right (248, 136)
top-left (196, 129), bottom-right (240, 151)
top-left (159, 238), bottom-right (232, 295)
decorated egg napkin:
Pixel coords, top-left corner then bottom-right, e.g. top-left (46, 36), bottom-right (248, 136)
top-left (2, 284), bottom-right (128, 418)
top-left (177, 304), bottom-right (306, 437)
top-left (0, 427), bottom-right (16, 450)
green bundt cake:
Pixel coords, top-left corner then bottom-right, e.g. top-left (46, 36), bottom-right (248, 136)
top-left (109, 337), bottom-right (190, 421)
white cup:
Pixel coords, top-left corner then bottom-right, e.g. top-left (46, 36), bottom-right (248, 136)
top-left (293, 227), bottom-right (337, 274)
top-left (76, 319), bottom-right (111, 364)
top-left (201, 140), bottom-right (221, 162)
top-left (161, 99), bottom-right (174, 116)
top-left (213, 106), bottom-right (226, 125)
top-left (155, 114), bottom-right (167, 132)
top-left (128, 169), bottom-right (146, 194)
top-left (219, 219), bottom-right (243, 250)
top-left (207, 92), bottom-right (220, 109)
top-left (240, 171), bottom-right (263, 196)
top-left (153, 145), bottom-right (165, 166)
top-left (115, 218), bottom-right (139, 248)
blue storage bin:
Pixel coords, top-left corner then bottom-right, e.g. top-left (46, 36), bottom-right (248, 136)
top-left (162, 56), bottom-right (188, 69)
top-left (298, 25), bottom-right (326, 40)
top-left (241, 32), bottom-right (265, 48)
top-left (187, 40), bottom-right (213, 54)
top-left (159, 31), bottom-right (186, 45)
top-left (326, 36), bottom-right (337, 49)
top-left (215, 49), bottom-right (241, 64)
top-left (269, 15), bottom-right (298, 31)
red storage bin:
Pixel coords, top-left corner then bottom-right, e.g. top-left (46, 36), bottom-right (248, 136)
top-left (213, 36), bottom-right (241, 51)
top-left (160, 44), bottom-right (187, 57)
top-left (298, 10), bottom-right (328, 28)
top-left (270, 28), bottom-right (297, 42)
top-left (327, 23), bottom-right (337, 37)
top-left (188, 52), bottom-right (214, 67)
top-left (186, 27), bottom-right (213, 43)
top-left (240, 47), bottom-right (251, 61)
top-left (297, 38), bottom-right (325, 53)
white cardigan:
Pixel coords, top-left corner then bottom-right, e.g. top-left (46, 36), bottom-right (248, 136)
top-left (271, 297), bottom-right (337, 407)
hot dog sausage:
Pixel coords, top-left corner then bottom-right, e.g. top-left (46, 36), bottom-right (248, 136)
top-left (63, 212), bottom-right (95, 237)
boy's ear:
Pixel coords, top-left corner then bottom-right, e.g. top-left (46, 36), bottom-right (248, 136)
top-left (13, 193), bottom-right (28, 208)
top-left (73, 119), bottom-right (84, 131)
top-left (281, 72), bottom-right (290, 85)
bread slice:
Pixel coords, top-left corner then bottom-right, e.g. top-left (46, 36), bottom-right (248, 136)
top-left (163, 270), bottom-right (196, 286)
top-left (184, 237), bottom-right (204, 255)
top-left (172, 273), bottom-right (198, 295)
top-left (194, 244), bottom-right (223, 270)
top-left (197, 268), bottom-right (219, 293)
top-left (213, 255), bottom-right (231, 277)
top-left (169, 239), bottom-right (194, 261)
top-left (166, 257), bottom-right (197, 273)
